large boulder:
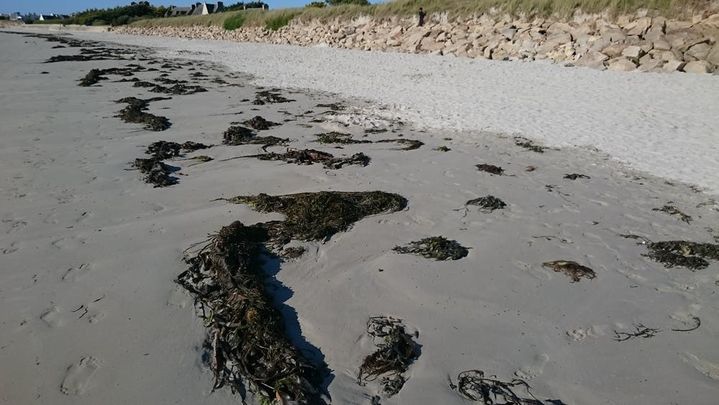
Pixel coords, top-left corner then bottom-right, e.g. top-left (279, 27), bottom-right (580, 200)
top-left (683, 60), bottom-right (712, 73)
top-left (707, 44), bottom-right (719, 67)
top-left (575, 50), bottom-right (609, 69)
top-left (622, 45), bottom-right (645, 59)
top-left (685, 42), bottom-right (712, 60)
top-left (607, 57), bottom-right (637, 71)
top-left (663, 60), bottom-right (686, 71)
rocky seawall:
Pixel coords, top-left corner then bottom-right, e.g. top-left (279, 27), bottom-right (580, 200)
top-left (114, 10), bottom-right (719, 74)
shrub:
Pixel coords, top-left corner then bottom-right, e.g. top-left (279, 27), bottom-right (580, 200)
top-left (265, 13), bottom-right (294, 31)
top-left (326, 0), bottom-right (369, 5)
top-left (223, 13), bottom-right (245, 30)
top-left (306, 1), bottom-right (326, 7)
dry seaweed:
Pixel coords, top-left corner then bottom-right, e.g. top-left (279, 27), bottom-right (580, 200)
top-left (132, 157), bottom-right (177, 187)
top-left (542, 260), bottom-right (596, 282)
top-left (244, 149), bottom-right (370, 169)
top-left (613, 323), bottom-right (660, 341)
top-left (316, 132), bottom-right (371, 145)
top-left (652, 205), bottom-right (692, 223)
top-left (225, 191), bottom-right (407, 244)
top-left (242, 116), bottom-right (279, 130)
top-left (466, 196), bottom-right (507, 212)
top-left (514, 136), bottom-right (547, 153)
top-left (115, 97), bottom-right (171, 131)
top-left (564, 173), bottom-right (590, 180)
top-left (645, 240), bottom-right (719, 270)
top-left (476, 164), bottom-right (504, 175)
top-left (358, 316), bottom-right (420, 397)
top-left (178, 222), bottom-right (325, 404)
top-left (254, 90), bottom-right (294, 105)
top-left (222, 125), bottom-right (288, 148)
top-left (394, 237), bottom-right (468, 261)
top-left (450, 369), bottom-right (565, 404)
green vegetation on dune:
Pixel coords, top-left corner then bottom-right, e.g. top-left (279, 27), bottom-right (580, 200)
top-left (129, 0), bottom-right (713, 30)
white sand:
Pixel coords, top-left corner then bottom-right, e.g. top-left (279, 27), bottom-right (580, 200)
top-left (1, 29), bottom-right (719, 405)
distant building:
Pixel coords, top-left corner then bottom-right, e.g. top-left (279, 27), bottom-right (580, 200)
top-left (166, 2), bottom-right (224, 17)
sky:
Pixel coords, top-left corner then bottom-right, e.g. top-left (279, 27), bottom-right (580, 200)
top-left (1, 1), bottom-right (382, 14)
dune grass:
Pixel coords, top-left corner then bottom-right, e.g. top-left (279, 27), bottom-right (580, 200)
top-left (129, 0), bottom-right (712, 29)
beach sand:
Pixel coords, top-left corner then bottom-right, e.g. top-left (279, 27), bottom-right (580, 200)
top-left (1, 29), bottom-right (718, 405)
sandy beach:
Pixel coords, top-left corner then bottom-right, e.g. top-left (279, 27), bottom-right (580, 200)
top-left (1, 28), bottom-right (718, 405)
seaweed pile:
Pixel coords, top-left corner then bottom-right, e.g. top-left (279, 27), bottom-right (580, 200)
top-left (466, 196), bottom-right (507, 212)
top-left (315, 133), bottom-right (424, 151)
top-left (394, 237), bottom-right (468, 261)
top-left (243, 149), bottom-right (370, 169)
top-left (146, 140), bottom-right (209, 159)
top-left (79, 65), bottom-right (145, 87)
top-left (542, 260), bottom-right (596, 282)
top-left (514, 136), bottom-right (547, 153)
top-left (179, 192), bottom-right (407, 402)
top-left (133, 80), bottom-right (207, 95)
top-left (242, 115), bottom-right (280, 130)
top-left (358, 316), bottom-right (420, 397)
top-left (223, 125), bottom-right (288, 149)
top-left (645, 240), bottom-right (719, 270)
top-left (450, 369), bottom-right (565, 404)
top-left (476, 164), bottom-right (504, 175)
top-left (132, 157), bottom-right (178, 187)
top-left (254, 90), bottom-right (294, 105)
top-left (115, 97), bottom-right (171, 131)
top-left (564, 173), bottom-right (590, 180)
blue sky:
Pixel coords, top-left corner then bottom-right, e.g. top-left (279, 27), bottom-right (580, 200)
top-left (1, 1), bottom-right (382, 14)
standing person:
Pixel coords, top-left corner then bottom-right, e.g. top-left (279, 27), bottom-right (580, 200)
top-left (418, 7), bottom-right (426, 27)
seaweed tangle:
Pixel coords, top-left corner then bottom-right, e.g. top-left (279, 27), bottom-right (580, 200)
top-left (358, 316), bottom-right (420, 397)
top-left (613, 323), bottom-right (661, 341)
top-left (564, 173), bottom-right (590, 180)
top-left (652, 205), bottom-right (692, 223)
top-left (116, 97), bottom-right (171, 131)
top-left (254, 90), bottom-right (294, 105)
top-left (242, 116), bottom-right (280, 130)
top-left (394, 237), bottom-right (468, 261)
top-left (244, 149), bottom-right (370, 169)
top-left (645, 241), bottom-right (719, 270)
top-left (542, 260), bottom-right (596, 282)
top-left (316, 132), bottom-right (371, 145)
top-left (476, 164), bottom-right (504, 175)
top-left (223, 126), bottom-right (288, 148)
top-left (132, 158), bottom-right (178, 187)
top-left (450, 369), bottom-right (566, 404)
top-left (466, 196), bottom-right (507, 212)
top-left (79, 66), bottom-right (145, 87)
top-left (146, 140), bottom-right (209, 159)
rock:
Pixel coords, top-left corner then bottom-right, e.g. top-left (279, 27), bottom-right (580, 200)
top-left (625, 17), bottom-right (652, 36)
top-left (500, 27), bottom-right (517, 40)
top-left (663, 60), bottom-right (686, 72)
top-left (638, 58), bottom-right (663, 72)
top-left (575, 50), bottom-right (608, 68)
top-left (707, 44), bottom-right (719, 67)
top-left (420, 37), bottom-right (445, 52)
top-left (622, 45), bottom-right (645, 59)
top-left (602, 43), bottom-right (627, 58)
top-left (653, 37), bottom-right (672, 51)
top-left (607, 57), bottom-right (637, 71)
top-left (389, 25), bottom-right (403, 39)
top-left (685, 42), bottom-right (712, 60)
top-left (683, 60), bottom-right (712, 73)
top-left (697, 13), bottom-right (719, 30)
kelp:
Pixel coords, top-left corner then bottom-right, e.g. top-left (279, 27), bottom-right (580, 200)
top-left (316, 132), bottom-right (371, 145)
top-left (132, 157), bottom-right (177, 187)
top-left (115, 97), bottom-right (171, 131)
top-left (450, 369), bottom-right (566, 404)
top-left (564, 173), bottom-right (590, 180)
top-left (79, 66), bottom-right (145, 87)
top-left (466, 196), bottom-right (507, 212)
top-left (146, 140), bottom-right (210, 159)
top-left (242, 115), bottom-right (280, 130)
top-left (254, 90), bottom-right (294, 105)
top-left (394, 237), bottom-right (469, 261)
top-left (542, 260), bottom-right (596, 282)
top-left (645, 240), bottom-right (719, 270)
top-left (243, 149), bottom-right (370, 169)
top-left (358, 316), bottom-right (420, 397)
top-left (613, 323), bottom-right (661, 341)
top-left (476, 164), bottom-right (504, 175)
top-left (223, 125), bottom-right (288, 148)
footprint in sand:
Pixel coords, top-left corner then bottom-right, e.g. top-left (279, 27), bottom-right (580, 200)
top-left (60, 356), bottom-right (100, 395)
top-left (1, 217), bottom-right (28, 234)
top-left (681, 353), bottom-right (719, 381)
top-left (40, 306), bottom-right (65, 328)
top-left (62, 263), bottom-right (91, 282)
top-left (514, 353), bottom-right (549, 380)
top-left (566, 325), bottom-right (607, 342)
top-left (51, 235), bottom-right (87, 250)
top-left (1, 241), bottom-right (20, 255)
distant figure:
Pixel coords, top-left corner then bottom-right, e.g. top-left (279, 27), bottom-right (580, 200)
top-left (418, 7), bottom-right (426, 27)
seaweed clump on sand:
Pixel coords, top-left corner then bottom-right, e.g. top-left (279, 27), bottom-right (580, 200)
top-left (245, 149), bottom-right (370, 169)
top-left (242, 115), bottom-right (280, 130)
top-left (564, 173), bottom-right (590, 180)
top-left (177, 222), bottom-right (325, 404)
top-left (466, 196), bottom-right (507, 212)
top-left (645, 241), bottom-right (719, 270)
top-left (178, 191), bottom-right (407, 401)
top-left (116, 97), bottom-right (171, 131)
top-left (79, 66), bottom-right (145, 87)
top-left (542, 260), bottom-right (596, 282)
top-left (358, 316), bottom-right (420, 397)
top-left (450, 369), bottom-right (566, 404)
top-left (316, 132), bottom-right (371, 145)
top-left (476, 164), bottom-right (504, 175)
top-left (514, 136), bottom-right (547, 153)
top-left (253, 90), bottom-right (294, 105)
top-left (146, 140), bottom-right (210, 159)
top-left (223, 126), bottom-right (288, 148)
top-left (132, 157), bottom-right (178, 187)
top-left (394, 237), bottom-right (468, 261)
top-left (652, 205), bottom-right (692, 223)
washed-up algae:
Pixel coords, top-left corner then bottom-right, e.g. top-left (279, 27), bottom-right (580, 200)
top-left (652, 205), bottom-right (692, 223)
top-left (179, 192), bottom-right (407, 402)
top-left (466, 196), bottom-right (507, 212)
top-left (223, 126), bottom-right (288, 148)
top-left (146, 140), bottom-right (210, 159)
top-left (132, 158), bottom-right (178, 187)
top-left (514, 136), bottom-right (547, 153)
top-left (79, 66), bottom-right (145, 87)
top-left (564, 173), bottom-right (590, 180)
top-left (450, 369), bottom-right (566, 404)
top-left (394, 237), bottom-right (468, 261)
top-left (316, 132), bottom-right (371, 145)
top-left (358, 316), bottom-right (420, 397)
top-left (242, 115), bottom-right (280, 130)
top-left (254, 90), bottom-right (294, 105)
top-left (542, 260), bottom-right (596, 282)
top-left (116, 97), bottom-right (171, 131)
top-left (645, 241), bottom-right (719, 270)
top-left (243, 149), bottom-right (370, 169)
top-left (476, 164), bottom-right (504, 175)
